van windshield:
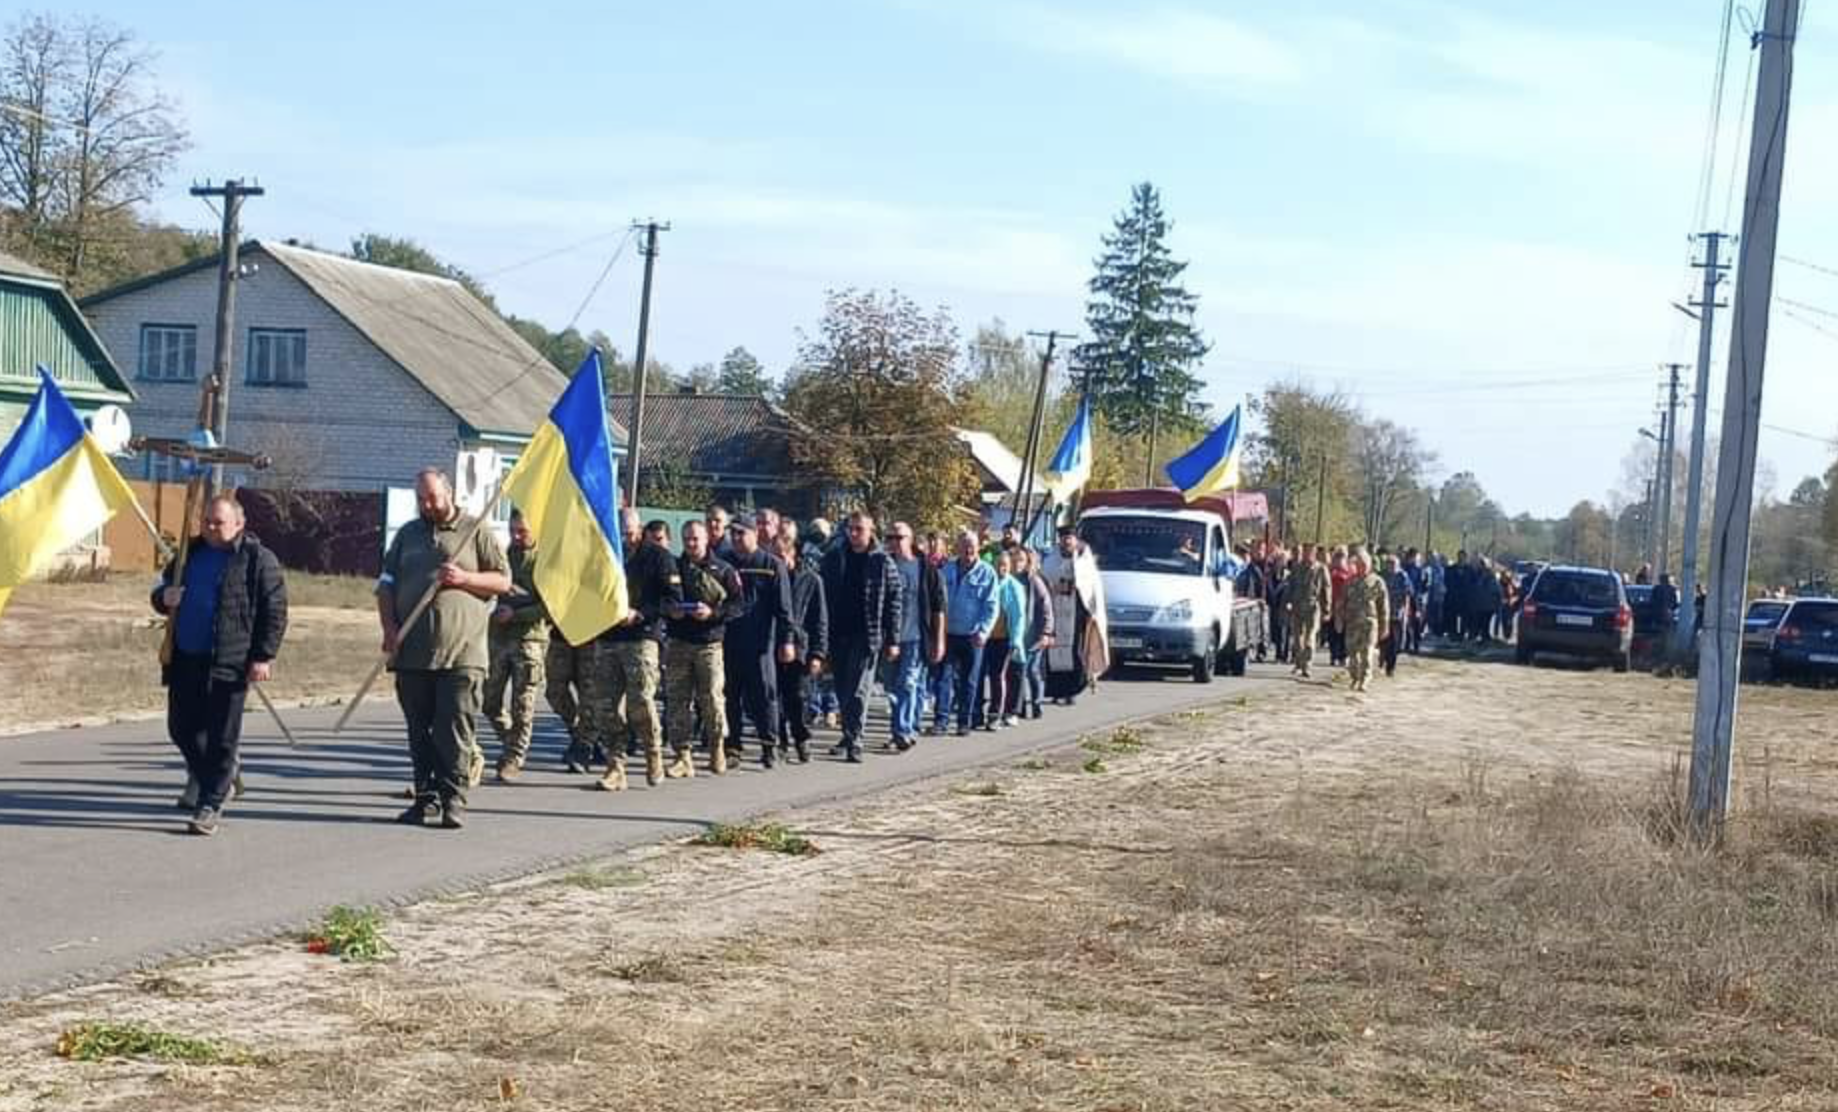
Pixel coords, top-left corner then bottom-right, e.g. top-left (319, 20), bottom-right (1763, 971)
top-left (1079, 516), bottom-right (1207, 576)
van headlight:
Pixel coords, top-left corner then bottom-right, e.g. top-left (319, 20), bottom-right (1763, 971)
top-left (1154, 599), bottom-right (1193, 624)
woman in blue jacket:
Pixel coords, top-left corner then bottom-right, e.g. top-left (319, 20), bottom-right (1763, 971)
top-left (980, 549), bottom-right (1029, 730)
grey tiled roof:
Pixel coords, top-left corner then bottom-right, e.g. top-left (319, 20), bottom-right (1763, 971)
top-left (0, 249), bottom-right (56, 281)
top-left (608, 392), bottom-right (793, 479)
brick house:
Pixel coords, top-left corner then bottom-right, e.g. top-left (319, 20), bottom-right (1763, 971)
top-left (81, 240), bottom-right (611, 495)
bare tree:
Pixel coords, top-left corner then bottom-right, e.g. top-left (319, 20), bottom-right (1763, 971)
top-left (1353, 418), bottom-right (1434, 546)
top-left (0, 12), bottom-right (186, 281)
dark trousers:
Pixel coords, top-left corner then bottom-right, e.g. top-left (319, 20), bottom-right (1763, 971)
top-left (831, 638), bottom-right (877, 745)
top-left (1270, 612), bottom-right (1289, 662)
top-left (981, 638), bottom-right (1013, 725)
top-left (166, 654), bottom-right (248, 812)
top-left (1381, 632), bottom-right (1400, 676)
top-left (777, 660), bottom-right (811, 746)
top-left (938, 634), bottom-right (985, 730)
top-left (395, 668), bottom-right (480, 806)
top-left (724, 645), bottom-right (780, 750)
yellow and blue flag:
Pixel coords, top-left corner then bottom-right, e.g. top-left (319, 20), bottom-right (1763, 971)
top-left (1043, 395), bottom-right (1095, 502)
top-left (501, 349), bottom-right (628, 645)
top-left (0, 369), bottom-right (140, 619)
top-left (1164, 405), bottom-right (1243, 502)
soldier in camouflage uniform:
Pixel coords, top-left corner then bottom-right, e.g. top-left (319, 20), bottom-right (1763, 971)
top-left (664, 520), bottom-right (743, 777)
top-left (594, 508), bottom-right (682, 791)
top-left (1287, 543), bottom-right (1333, 679)
top-left (545, 624), bottom-right (603, 774)
top-left (483, 510), bottom-right (549, 781)
top-left (1334, 548), bottom-right (1391, 693)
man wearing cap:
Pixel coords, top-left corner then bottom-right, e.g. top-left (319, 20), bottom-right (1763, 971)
top-left (722, 514), bottom-right (797, 768)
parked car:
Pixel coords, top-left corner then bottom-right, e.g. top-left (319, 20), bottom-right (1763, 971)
top-left (1769, 597), bottom-right (1838, 685)
top-left (1740, 597), bottom-right (1793, 681)
top-left (1515, 565), bottom-right (1633, 672)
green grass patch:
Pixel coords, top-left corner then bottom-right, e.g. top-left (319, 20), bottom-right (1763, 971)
top-left (56, 1022), bottom-right (256, 1065)
top-left (1081, 726), bottom-right (1145, 757)
top-left (1082, 756), bottom-right (1108, 775)
top-left (1016, 757), bottom-right (1051, 771)
top-left (692, 822), bottom-right (820, 856)
top-left (603, 954), bottom-right (690, 983)
top-left (305, 905), bottom-right (392, 962)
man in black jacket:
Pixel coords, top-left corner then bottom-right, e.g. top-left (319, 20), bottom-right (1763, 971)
top-left (150, 495), bottom-right (288, 836)
top-left (775, 522), bottom-right (828, 763)
top-left (819, 510), bottom-right (903, 763)
top-left (886, 521), bottom-right (944, 750)
top-left (722, 515), bottom-right (797, 768)
top-left (595, 507), bottom-right (683, 790)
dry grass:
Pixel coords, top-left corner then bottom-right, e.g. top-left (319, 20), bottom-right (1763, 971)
top-left (1, 661), bottom-right (1834, 1111)
top-left (0, 572), bottom-right (376, 734)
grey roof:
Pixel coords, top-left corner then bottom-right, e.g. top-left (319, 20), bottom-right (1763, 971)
top-left (0, 248), bottom-right (57, 282)
top-left (608, 392), bottom-right (793, 480)
top-left (83, 239), bottom-right (622, 443)
top-left (258, 242), bottom-right (583, 440)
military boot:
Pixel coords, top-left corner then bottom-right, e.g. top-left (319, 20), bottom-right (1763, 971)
top-left (710, 743), bottom-right (728, 776)
top-left (597, 762), bottom-right (628, 792)
top-left (645, 747), bottom-right (665, 786)
top-left (665, 747), bottom-right (695, 779)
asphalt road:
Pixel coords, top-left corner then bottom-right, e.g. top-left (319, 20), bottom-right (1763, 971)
top-left (0, 662), bottom-right (1292, 999)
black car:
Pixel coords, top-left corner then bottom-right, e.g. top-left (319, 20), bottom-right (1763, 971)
top-left (1515, 565), bottom-right (1633, 672)
top-left (1770, 597), bottom-right (1838, 684)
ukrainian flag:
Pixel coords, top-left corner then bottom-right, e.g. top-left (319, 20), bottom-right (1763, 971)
top-left (501, 349), bottom-right (628, 645)
top-left (1043, 395), bottom-right (1095, 501)
top-left (1164, 405), bottom-right (1243, 502)
top-left (0, 369), bottom-right (140, 619)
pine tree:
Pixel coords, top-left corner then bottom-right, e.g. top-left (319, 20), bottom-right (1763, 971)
top-left (1074, 182), bottom-right (1209, 458)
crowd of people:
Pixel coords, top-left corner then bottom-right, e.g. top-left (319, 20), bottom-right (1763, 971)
top-left (379, 471), bottom-right (1114, 830)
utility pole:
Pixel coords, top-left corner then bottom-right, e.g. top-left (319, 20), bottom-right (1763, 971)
top-left (1657, 364), bottom-right (1685, 578)
top-left (189, 178), bottom-right (264, 498)
top-left (1424, 493), bottom-right (1434, 554)
top-left (1014, 330), bottom-right (1071, 538)
top-left (1691, 0), bottom-right (1800, 839)
top-left (1313, 449), bottom-right (1328, 541)
top-left (1673, 232), bottom-right (1731, 660)
top-left (622, 220), bottom-right (669, 507)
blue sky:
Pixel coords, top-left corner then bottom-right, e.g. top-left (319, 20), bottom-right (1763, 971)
top-left (90, 0), bottom-right (1838, 516)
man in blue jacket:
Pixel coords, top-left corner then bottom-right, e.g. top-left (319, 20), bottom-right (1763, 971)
top-left (935, 529), bottom-right (999, 737)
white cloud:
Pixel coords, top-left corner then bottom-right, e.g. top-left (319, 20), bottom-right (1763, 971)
top-left (993, 4), bottom-right (1306, 92)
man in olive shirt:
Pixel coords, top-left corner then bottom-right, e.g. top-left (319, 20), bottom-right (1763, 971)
top-left (484, 508), bottom-right (548, 781)
top-left (377, 468), bottom-right (512, 829)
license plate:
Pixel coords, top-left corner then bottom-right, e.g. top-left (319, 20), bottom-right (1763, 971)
top-left (1556, 614), bottom-right (1594, 627)
top-left (1811, 653), bottom-right (1838, 664)
top-left (1111, 636), bottom-right (1144, 649)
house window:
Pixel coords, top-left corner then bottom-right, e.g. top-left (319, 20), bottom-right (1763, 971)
top-left (138, 324), bottom-right (197, 382)
top-left (247, 328), bottom-right (307, 387)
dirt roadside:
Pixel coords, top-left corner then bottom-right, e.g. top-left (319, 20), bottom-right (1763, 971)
top-left (1, 658), bottom-right (1834, 1111)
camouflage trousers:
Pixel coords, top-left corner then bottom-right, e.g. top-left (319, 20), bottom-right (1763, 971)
top-left (597, 639), bottom-right (663, 759)
top-left (545, 638), bottom-right (605, 765)
top-left (665, 640), bottom-right (726, 754)
top-left (484, 635), bottom-right (546, 766)
top-left (1290, 614), bottom-right (1322, 673)
top-left (1345, 629), bottom-right (1381, 690)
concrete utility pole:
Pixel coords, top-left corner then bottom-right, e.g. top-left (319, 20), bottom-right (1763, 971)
top-left (1014, 330), bottom-right (1072, 538)
top-left (1673, 232), bottom-right (1731, 660)
top-left (622, 220), bottom-right (669, 507)
top-left (1691, 0), bottom-right (1800, 839)
top-left (1657, 364), bottom-right (1685, 578)
top-left (1313, 450), bottom-right (1328, 541)
top-left (189, 179), bottom-right (264, 498)
top-left (1424, 493), bottom-right (1434, 554)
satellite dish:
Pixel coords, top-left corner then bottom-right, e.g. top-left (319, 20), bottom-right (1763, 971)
top-left (86, 405), bottom-right (133, 454)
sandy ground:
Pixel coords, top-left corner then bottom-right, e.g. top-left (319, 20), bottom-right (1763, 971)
top-left (1, 657), bottom-right (1834, 1111)
top-left (0, 577), bottom-right (375, 736)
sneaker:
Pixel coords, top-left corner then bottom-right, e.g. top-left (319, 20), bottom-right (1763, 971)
top-left (954, 724), bottom-right (970, 738)
top-left (828, 742), bottom-right (848, 757)
top-left (563, 746), bottom-right (590, 774)
top-left (761, 745), bottom-right (777, 770)
top-left (923, 725), bottom-right (942, 738)
top-left (843, 744), bottom-right (863, 764)
top-left (794, 739), bottom-right (810, 763)
top-left (1000, 714), bottom-right (1017, 728)
top-left (440, 800), bottom-right (466, 829)
top-left (892, 736), bottom-right (915, 753)
top-left (186, 807), bottom-right (220, 836)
